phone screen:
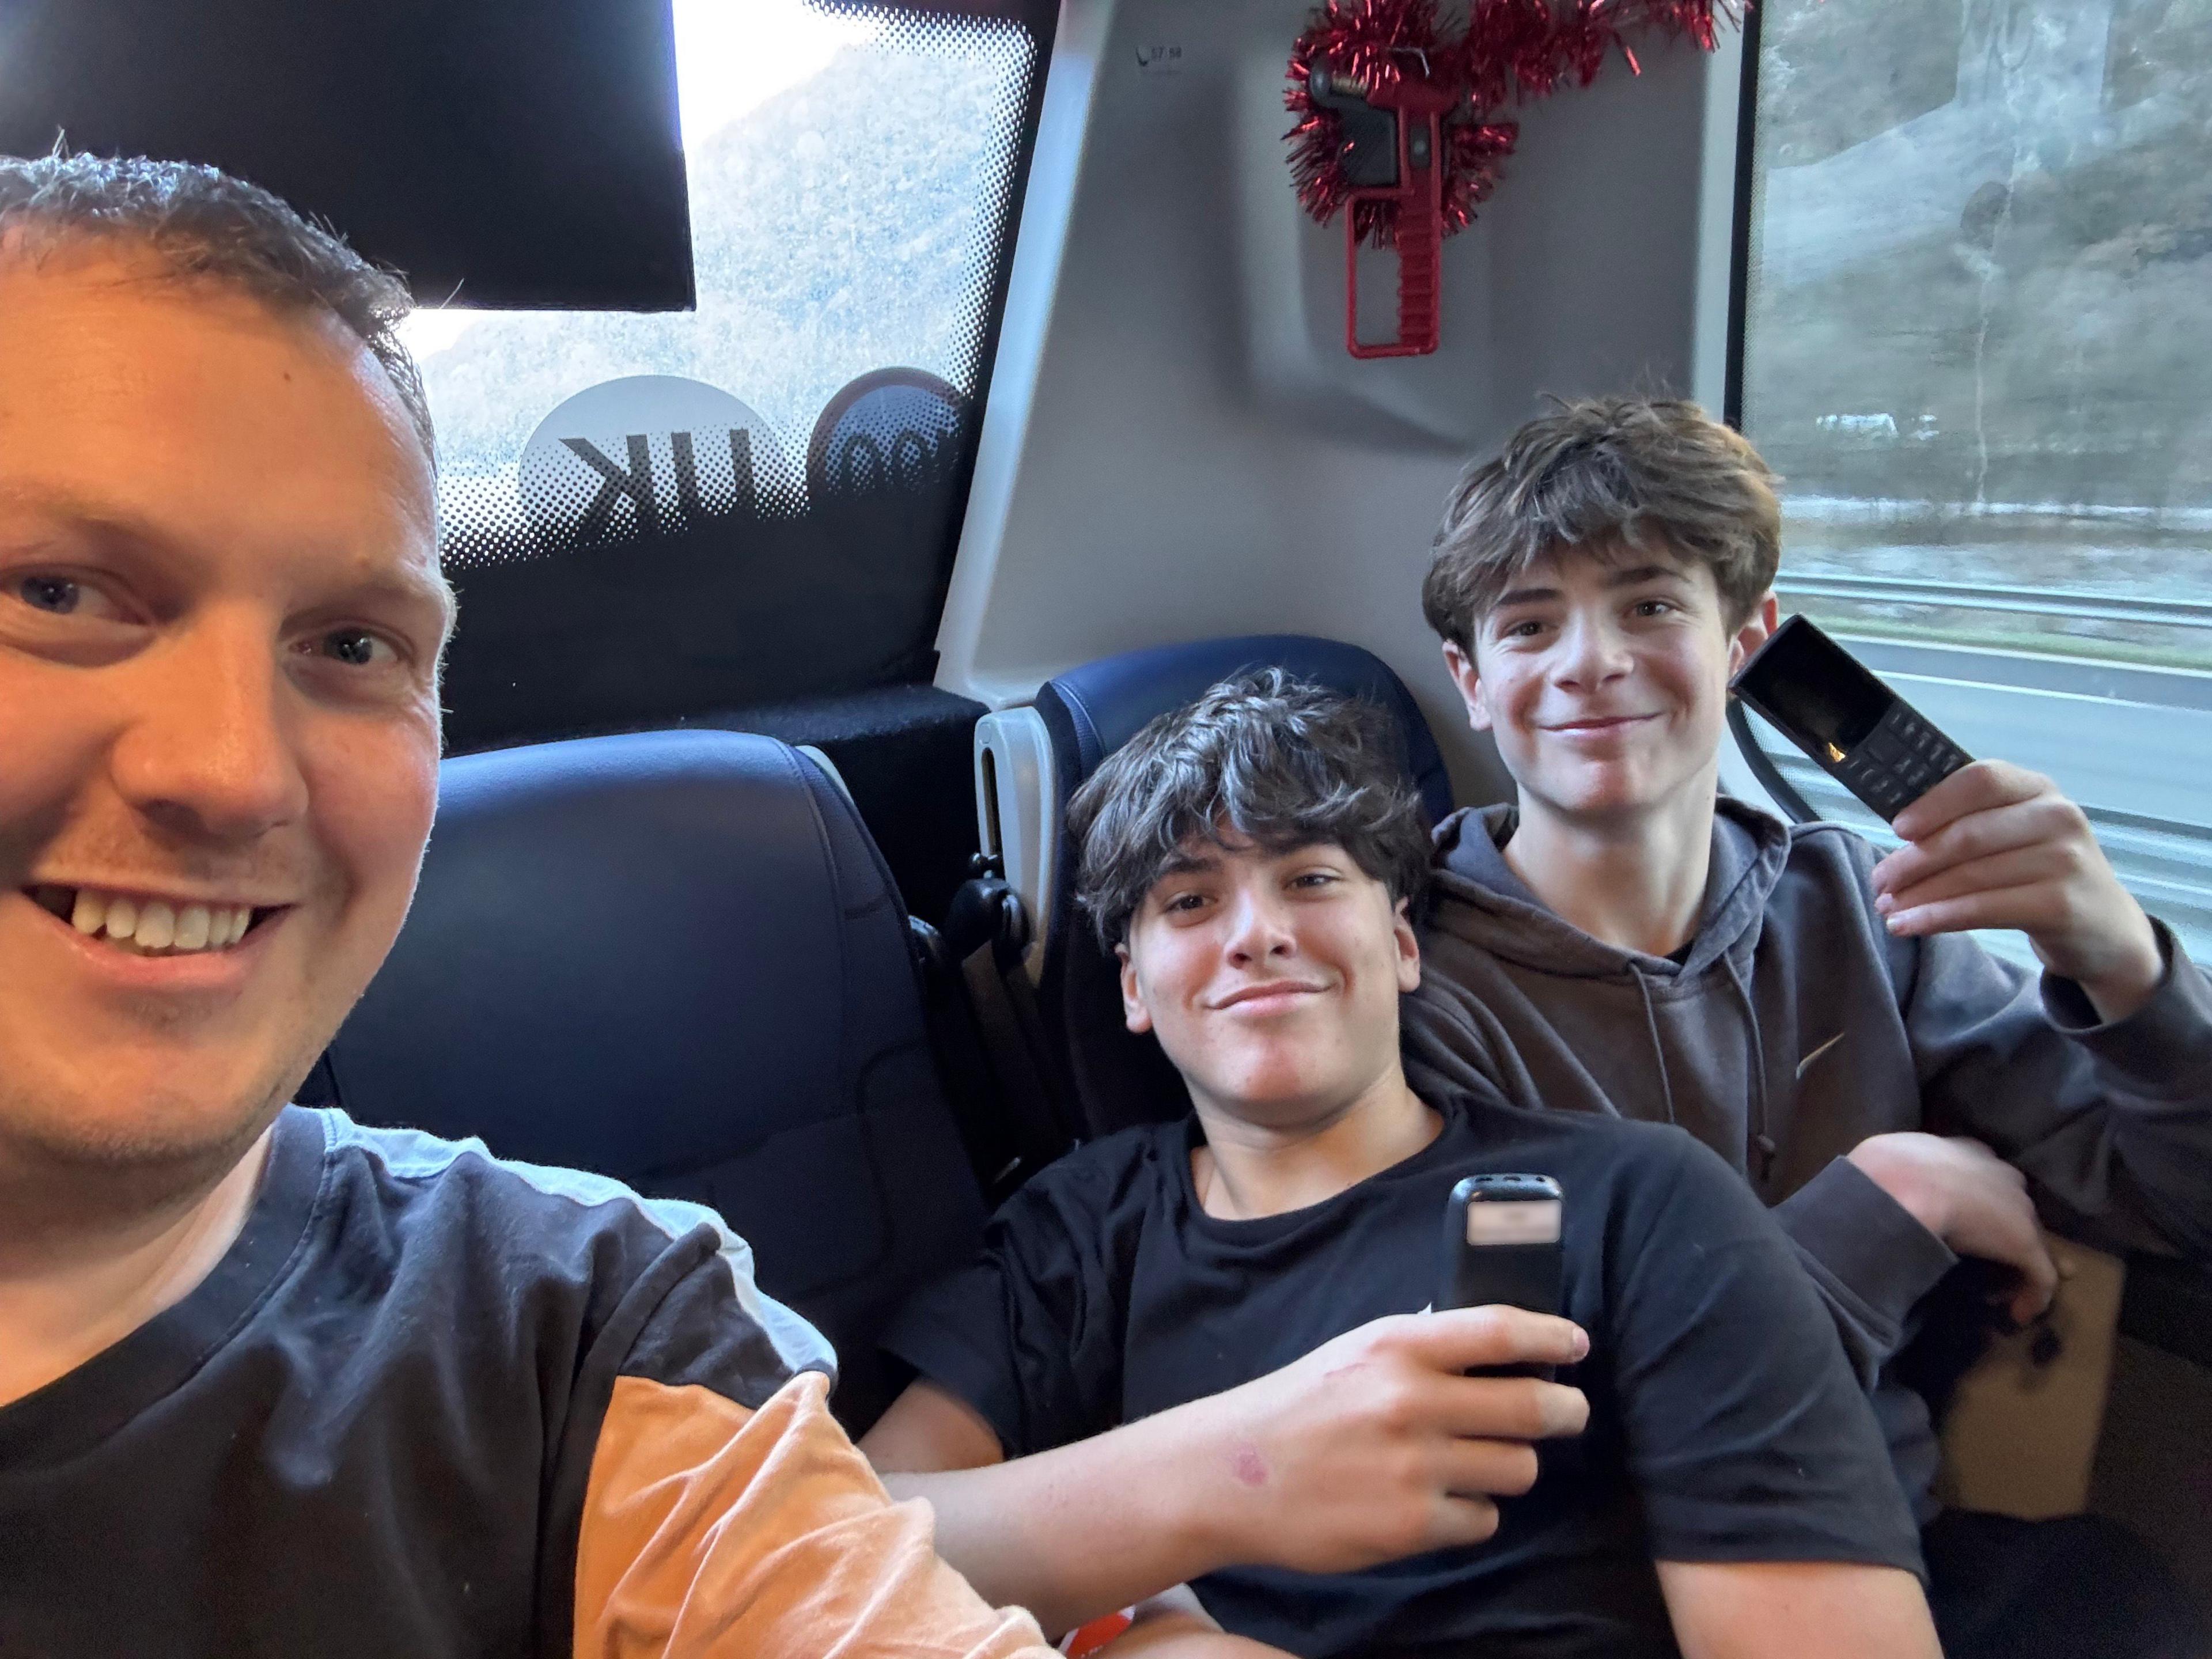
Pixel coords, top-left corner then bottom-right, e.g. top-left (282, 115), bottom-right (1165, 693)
top-left (1737, 618), bottom-right (1891, 751)
top-left (1464, 1198), bottom-right (1563, 1245)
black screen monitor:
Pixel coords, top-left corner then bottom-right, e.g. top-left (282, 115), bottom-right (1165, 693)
top-left (0, 0), bottom-right (694, 312)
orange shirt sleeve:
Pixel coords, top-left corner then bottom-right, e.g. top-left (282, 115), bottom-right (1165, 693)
top-left (575, 1369), bottom-right (1060, 1658)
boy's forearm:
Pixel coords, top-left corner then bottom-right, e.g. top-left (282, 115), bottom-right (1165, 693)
top-left (1914, 921), bottom-right (2212, 1262)
top-left (1655, 1560), bottom-right (1940, 1659)
top-left (1774, 1155), bottom-right (1957, 1363)
top-left (881, 1404), bottom-right (1236, 1638)
top-left (874, 1310), bottom-right (1592, 1637)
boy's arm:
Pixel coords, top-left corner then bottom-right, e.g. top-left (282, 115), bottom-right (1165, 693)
top-left (862, 1308), bottom-right (1592, 1640)
top-left (1775, 1131), bottom-right (2062, 1391)
top-left (1867, 761), bottom-right (2212, 1263)
top-left (1608, 1135), bottom-right (1928, 1622)
top-left (1654, 1561), bottom-right (1940, 1659)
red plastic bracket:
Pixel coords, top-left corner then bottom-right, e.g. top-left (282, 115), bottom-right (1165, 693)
top-left (1342, 86), bottom-right (1452, 359)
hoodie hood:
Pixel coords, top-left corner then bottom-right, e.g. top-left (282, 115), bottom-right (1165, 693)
top-left (1427, 797), bottom-right (1793, 984)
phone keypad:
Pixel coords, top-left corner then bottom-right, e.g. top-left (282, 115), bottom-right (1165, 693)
top-left (1830, 703), bottom-right (1971, 821)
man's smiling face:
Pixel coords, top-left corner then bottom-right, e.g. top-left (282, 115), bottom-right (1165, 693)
top-left (0, 244), bottom-right (449, 1177)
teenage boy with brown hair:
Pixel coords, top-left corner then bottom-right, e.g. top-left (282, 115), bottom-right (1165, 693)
top-left (866, 671), bottom-right (1938, 1659)
top-left (1406, 395), bottom-right (2212, 1657)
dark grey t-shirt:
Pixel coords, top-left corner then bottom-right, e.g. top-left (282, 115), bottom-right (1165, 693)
top-left (886, 1091), bottom-right (1921, 1659)
top-left (0, 1106), bottom-right (827, 1658)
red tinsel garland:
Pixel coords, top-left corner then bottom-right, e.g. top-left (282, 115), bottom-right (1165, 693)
top-left (1285, 0), bottom-right (1498, 249)
top-left (1285, 0), bottom-right (1741, 251)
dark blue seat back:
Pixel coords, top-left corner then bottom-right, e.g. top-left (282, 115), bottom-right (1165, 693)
top-left (1032, 635), bottom-right (1452, 1137)
top-left (1035, 634), bottom-right (1453, 829)
top-left (320, 729), bottom-right (983, 1430)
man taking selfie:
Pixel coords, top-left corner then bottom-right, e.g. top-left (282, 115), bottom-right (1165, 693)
top-left (0, 150), bottom-right (1056, 1659)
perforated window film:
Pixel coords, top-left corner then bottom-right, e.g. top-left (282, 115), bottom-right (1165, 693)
top-left (403, 0), bottom-right (1049, 751)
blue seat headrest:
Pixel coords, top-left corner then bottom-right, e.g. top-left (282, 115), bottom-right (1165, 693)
top-left (321, 729), bottom-right (982, 1427)
top-left (1035, 633), bottom-right (1454, 825)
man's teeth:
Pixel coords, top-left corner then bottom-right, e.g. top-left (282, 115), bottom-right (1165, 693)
top-left (68, 889), bottom-right (254, 955)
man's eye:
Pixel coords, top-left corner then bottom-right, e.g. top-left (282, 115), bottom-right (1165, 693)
top-left (1165, 892), bottom-right (1207, 914)
top-left (1633, 599), bottom-right (1676, 618)
top-left (19, 574), bottom-right (80, 613)
top-left (312, 628), bottom-right (399, 669)
top-left (7, 572), bottom-right (128, 620)
top-left (1500, 619), bottom-right (1546, 640)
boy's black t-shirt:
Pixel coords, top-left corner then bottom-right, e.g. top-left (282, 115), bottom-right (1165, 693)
top-left (884, 1091), bottom-right (1921, 1659)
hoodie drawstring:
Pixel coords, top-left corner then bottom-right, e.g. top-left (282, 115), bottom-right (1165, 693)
top-left (1725, 955), bottom-right (1778, 1183)
top-left (1637, 954), bottom-right (1777, 1183)
top-left (1630, 964), bottom-right (1678, 1128)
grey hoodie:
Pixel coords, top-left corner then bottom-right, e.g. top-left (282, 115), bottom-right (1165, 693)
top-left (1404, 798), bottom-right (2212, 1516)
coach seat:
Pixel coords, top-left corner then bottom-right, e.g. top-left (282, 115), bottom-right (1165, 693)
top-left (314, 729), bottom-right (985, 1431)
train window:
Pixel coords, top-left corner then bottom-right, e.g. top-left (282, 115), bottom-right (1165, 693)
top-left (1734, 0), bottom-right (2212, 964)
top-left (402, 0), bottom-right (1049, 752)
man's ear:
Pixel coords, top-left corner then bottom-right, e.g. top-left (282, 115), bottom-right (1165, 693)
top-left (1441, 639), bottom-right (1493, 733)
top-left (1393, 896), bottom-right (1422, 994)
top-left (1728, 591), bottom-right (1781, 677)
top-left (1116, 942), bottom-right (1153, 1035)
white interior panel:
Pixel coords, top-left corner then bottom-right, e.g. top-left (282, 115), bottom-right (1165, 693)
top-left (938, 0), bottom-right (1746, 808)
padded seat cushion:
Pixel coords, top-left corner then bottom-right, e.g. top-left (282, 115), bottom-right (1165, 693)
top-left (321, 729), bottom-right (983, 1427)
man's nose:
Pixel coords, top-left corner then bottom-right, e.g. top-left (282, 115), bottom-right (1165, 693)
top-left (109, 614), bottom-right (310, 845)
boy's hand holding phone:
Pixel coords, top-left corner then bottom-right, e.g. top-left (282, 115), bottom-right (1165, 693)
top-left (1873, 759), bottom-right (2164, 1022)
top-left (1191, 1308), bottom-right (1589, 1577)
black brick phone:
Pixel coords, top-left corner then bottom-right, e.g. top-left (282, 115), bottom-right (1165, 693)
top-left (1438, 1174), bottom-right (1564, 1381)
top-left (1732, 615), bottom-right (1974, 822)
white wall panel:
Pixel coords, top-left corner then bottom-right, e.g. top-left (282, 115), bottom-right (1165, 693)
top-left (940, 0), bottom-right (1745, 807)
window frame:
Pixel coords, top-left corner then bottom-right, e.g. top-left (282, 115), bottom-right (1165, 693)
top-left (866, 0), bottom-right (1060, 635)
top-left (1719, 0), bottom-right (1822, 825)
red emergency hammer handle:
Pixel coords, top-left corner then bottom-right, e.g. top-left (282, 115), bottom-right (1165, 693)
top-left (1344, 109), bottom-right (1445, 359)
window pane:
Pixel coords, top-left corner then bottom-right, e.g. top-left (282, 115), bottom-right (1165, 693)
top-left (399, 0), bottom-right (1042, 749)
top-left (1738, 0), bottom-right (2212, 960)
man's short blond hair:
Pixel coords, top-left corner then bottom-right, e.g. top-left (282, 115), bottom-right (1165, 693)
top-left (0, 149), bottom-right (431, 462)
top-left (1422, 396), bottom-right (1780, 652)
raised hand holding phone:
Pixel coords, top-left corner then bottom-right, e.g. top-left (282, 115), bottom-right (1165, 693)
top-left (1873, 760), bottom-right (2165, 1022)
top-left (1731, 618), bottom-right (2163, 1022)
